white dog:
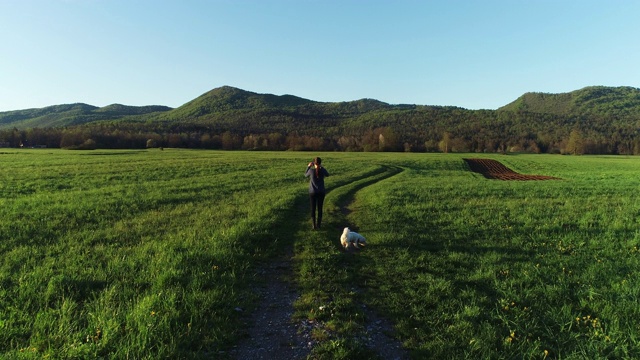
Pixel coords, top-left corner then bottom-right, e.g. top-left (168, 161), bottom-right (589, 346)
top-left (340, 227), bottom-right (366, 249)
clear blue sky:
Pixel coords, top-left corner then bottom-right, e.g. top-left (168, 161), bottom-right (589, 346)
top-left (1, 0), bottom-right (639, 112)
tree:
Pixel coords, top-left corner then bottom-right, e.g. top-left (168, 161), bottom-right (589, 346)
top-left (221, 131), bottom-right (241, 150)
top-left (565, 129), bottom-right (584, 155)
top-left (438, 132), bottom-right (451, 153)
top-left (267, 132), bottom-right (285, 150)
top-left (378, 127), bottom-right (399, 151)
top-left (337, 135), bottom-right (359, 151)
top-left (60, 129), bottom-right (83, 149)
top-left (80, 139), bottom-right (97, 150)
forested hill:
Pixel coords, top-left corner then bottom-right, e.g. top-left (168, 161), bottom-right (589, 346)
top-left (0, 103), bottom-right (172, 129)
top-left (0, 86), bottom-right (417, 131)
top-left (499, 86), bottom-right (640, 118)
top-left (172, 85), bottom-right (318, 114)
top-left (156, 85), bottom-right (405, 121)
top-left (1, 86), bottom-right (639, 154)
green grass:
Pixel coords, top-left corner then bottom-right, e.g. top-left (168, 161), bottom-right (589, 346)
top-left (344, 154), bottom-right (640, 359)
top-left (0, 149), bottom-right (316, 358)
top-left (1, 149), bottom-right (639, 359)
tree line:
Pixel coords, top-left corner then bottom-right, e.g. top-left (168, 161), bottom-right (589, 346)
top-left (1, 109), bottom-right (639, 154)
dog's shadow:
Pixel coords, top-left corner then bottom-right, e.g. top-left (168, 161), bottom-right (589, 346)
top-left (343, 243), bottom-right (365, 254)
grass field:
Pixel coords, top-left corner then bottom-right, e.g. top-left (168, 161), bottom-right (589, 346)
top-left (1, 149), bottom-right (639, 359)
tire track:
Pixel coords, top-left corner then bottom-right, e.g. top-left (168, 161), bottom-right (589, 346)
top-left (231, 165), bottom-right (406, 360)
top-left (331, 165), bottom-right (403, 220)
top-left (230, 194), bottom-right (313, 359)
top-left (230, 249), bottom-right (312, 360)
top-left (334, 165), bottom-right (409, 360)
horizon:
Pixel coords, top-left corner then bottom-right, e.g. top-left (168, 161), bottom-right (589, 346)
top-left (1, 1), bottom-right (639, 112)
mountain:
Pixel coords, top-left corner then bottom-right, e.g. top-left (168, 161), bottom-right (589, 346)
top-left (0, 103), bottom-right (97, 129)
top-left (174, 85), bottom-right (316, 114)
top-left (0, 103), bottom-right (172, 129)
top-left (159, 86), bottom-right (398, 121)
top-left (0, 86), bottom-right (403, 130)
top-left (134, 87), bottom-right (410, 136)
top-left (499, 86), bottom-right (640, 118)
top-left (1, 85), bottom-right (639, 154)
top-left (95, 104), bottom-right (172, 116)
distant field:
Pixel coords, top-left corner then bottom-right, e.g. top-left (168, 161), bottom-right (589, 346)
top-left (1, 149), bottom-right (639, 359)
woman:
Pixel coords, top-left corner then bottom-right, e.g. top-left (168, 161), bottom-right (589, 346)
top-left (305, 157), bottom-right (329, 229)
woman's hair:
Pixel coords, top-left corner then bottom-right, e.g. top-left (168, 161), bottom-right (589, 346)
top-left (314, 157), bottom-right (322, 177)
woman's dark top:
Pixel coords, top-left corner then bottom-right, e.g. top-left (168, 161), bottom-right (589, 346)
top-left (305, 166), bottom-right (329, 194)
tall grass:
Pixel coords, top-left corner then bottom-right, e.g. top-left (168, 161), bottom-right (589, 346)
top-left (344, 154), bottom-right (640, 358)
top-left (2, 150), bottom-right (639, 359)
top-left (0, 149), bottom-right (321, 358)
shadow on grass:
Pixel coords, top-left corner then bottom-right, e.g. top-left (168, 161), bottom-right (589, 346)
top-left (292, 165), bottom-right (409, 359)
top-left (327, 165), bottom-right (403, 232)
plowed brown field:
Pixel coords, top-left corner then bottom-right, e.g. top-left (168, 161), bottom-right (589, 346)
top-left (464, 158), bottom-right (560, 181)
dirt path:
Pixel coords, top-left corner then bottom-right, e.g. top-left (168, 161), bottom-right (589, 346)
top-left (230, 250), bottom-right (312, 360)
top-left (231, 167), bottom-right (407, 359)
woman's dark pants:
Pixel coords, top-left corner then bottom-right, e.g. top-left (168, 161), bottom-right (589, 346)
top-left (309, 192), bottom-right (326, 229)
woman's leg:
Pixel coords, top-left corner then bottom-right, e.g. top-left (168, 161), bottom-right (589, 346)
top-left (316, 193), bottom-right (326, 229)
top-left (309, 193), bottom-right (318, 229)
